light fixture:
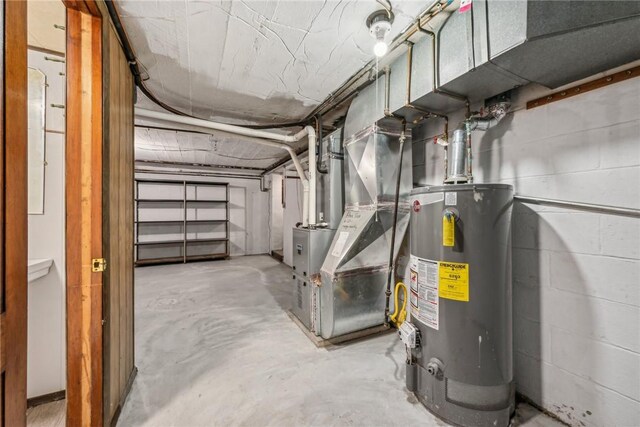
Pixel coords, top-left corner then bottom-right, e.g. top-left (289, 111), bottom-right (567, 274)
top-left (373, 40), bottom-right (388, 57)
top-left (367, 9), bottom-right (393, 58)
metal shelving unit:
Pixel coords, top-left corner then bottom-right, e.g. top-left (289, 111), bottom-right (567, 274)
top-left (134, 179), bottom-right (230, 266)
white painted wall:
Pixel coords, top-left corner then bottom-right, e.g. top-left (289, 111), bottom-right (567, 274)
top-left (269, 174), bottom-right (284, 252)
top-left (282, 178), bottom-right (304, 267)
top-left (27, 49), bottom-right (66, 398)
top-left (135, 170), bottom-right (270, 256)
top-left (413, 76), bottom-right (640, 426)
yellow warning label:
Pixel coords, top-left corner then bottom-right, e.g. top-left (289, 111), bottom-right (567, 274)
top-left (442, 215), bottom-right (455, 247)
top-left (438, 262), bottom-right (469, 301)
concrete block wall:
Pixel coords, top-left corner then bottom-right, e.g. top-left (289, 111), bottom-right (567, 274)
top-left (412, 75), bottom-right (640, 426)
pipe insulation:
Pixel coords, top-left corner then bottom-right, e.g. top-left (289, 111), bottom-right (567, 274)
top-left (135, 108), bottom-right (317, 227)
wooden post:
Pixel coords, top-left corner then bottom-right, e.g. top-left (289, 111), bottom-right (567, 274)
top-left (65, 3), bottom-right (104, 425)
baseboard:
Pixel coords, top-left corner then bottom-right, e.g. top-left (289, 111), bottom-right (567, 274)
top-left (109, 366), bottom-right (138, 427)
top-left (270, 250), bottom-right (284, 262)
top-left (27, 390), bottom-right (66, 408)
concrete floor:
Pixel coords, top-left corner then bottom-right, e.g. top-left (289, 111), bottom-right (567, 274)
top-left (117, 255), bottom-right (560, 427)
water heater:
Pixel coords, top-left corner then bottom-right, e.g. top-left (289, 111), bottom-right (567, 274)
top-left (404, 183), bottom-right (514, 427)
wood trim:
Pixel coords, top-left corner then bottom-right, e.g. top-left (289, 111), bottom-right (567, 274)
top-left (65, 7), bottom-right (104, 427)
top-left (108, 367), bottom-right (137, 427)
top-left (63, 0), bottom-right (102, 17)
top-left (27, 390), bottom-right (66, 409)
top-left (0, 313), bottom-right (4, 373)
top-left (527, 65), bottom-right (640, 109)
top-left (2, 1), bottom-right (28, 426)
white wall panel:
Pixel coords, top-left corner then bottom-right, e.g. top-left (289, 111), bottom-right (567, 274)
top-left (27, 49), bottom-right (66, 399)
top-left (282, 178), bottom-right (303, 267)
top-left (136, 171), bottom-right (270, 257)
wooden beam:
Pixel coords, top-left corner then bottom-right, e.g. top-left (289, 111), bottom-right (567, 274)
top-left (2, 0), bottom-right (28, 425)
top-left (66, 7), bottom-right (104, 427)
top-left (527, 65), bottom-right (640, 110)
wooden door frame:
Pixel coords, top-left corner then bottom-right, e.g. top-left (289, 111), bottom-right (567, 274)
top-left (63, 1), bottom-right (104, 425)
top-left (1, 0), bottom-right (28, 426)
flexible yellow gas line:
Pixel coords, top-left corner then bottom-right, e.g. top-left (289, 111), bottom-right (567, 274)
top-left (390, 281), bottom-right (407, 327)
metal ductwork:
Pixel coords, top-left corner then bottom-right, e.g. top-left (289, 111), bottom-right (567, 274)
top-left (291, 0), bottom-right (639, 342)
top-left (402, 0), bottom-right (640, 115)
top-left (316, 129), bottom-right (345, 229)
top-left (319, 110), bottom-right (412, 338)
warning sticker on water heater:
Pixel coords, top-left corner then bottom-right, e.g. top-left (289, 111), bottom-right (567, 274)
top-left (438, 262), bottom-right (469, 301)
top-left (409, 255), bottom-right (439, 330)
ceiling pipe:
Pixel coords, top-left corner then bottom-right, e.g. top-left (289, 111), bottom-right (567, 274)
top-left (136, 108), bottom-right (317, 227)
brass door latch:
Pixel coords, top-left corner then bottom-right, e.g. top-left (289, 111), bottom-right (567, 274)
top-left (92, 258), bottom-right (107, 272)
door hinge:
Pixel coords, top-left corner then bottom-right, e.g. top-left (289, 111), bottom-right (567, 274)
top-left (92, 258), bottom-right (107, 272)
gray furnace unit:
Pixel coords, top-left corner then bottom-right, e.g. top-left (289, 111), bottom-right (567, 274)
top-left (291, 228), bottom-right (335, 331)
top-left (403, 183), bottom-right (514, 427)
top-left (291, 128), bottom-right (344, 333)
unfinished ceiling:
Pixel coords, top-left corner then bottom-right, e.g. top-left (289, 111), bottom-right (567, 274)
top-left (119, 0), bottom-right (431, 125)
top-left (135, 125), bottom-right (308, 170)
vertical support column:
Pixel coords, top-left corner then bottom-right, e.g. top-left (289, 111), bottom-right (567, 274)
top-left (1, 1), bottom-right (28, 425)
top-left (65, 7), bottom-right (103, 426)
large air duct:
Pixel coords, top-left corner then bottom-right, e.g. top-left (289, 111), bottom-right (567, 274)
top-left (318, 76), bottom-right (412, 338)
top-left (386, 1), bottom-right (640, 118)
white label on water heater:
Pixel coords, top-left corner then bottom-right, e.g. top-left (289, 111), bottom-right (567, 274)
top-left (445, 192), bottom-right (457, 206)
top-left (409, 255), bottom-right (439, 330)
top-left (331, 231), bottom-right (350, 257)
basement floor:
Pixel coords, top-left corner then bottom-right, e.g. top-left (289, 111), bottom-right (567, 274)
top-left (117, 255), bottom-right (560, 427)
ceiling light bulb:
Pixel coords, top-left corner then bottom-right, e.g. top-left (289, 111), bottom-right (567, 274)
top-left (374, 40), bottom-right (388, 57)
top-left (367, 10), bottom-right (393, 58)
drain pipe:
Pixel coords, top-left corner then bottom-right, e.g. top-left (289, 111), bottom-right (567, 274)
top-left (135, 108), bottom-right (316, 227)
top-left (308, 126), bottom-right (318, 227)
top-left (316, 115), bottom-right (328, 174)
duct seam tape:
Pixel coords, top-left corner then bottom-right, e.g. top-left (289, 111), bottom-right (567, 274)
top-left (331, 231), bottom-right (349, 257)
